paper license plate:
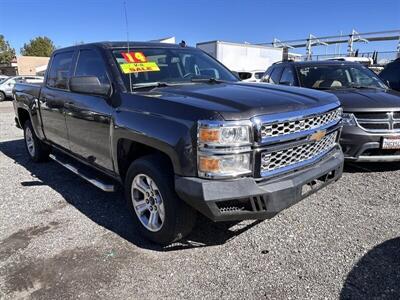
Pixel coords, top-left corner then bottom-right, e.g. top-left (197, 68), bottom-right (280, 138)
top-left (382, 137), bottom-right (400, 149)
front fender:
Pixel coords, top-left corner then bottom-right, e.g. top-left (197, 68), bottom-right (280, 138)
top-left (112, 109), bottom-right (197, 176)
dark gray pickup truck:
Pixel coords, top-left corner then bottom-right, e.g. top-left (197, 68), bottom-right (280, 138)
top-left (13, 42), bottom-right (344, 244)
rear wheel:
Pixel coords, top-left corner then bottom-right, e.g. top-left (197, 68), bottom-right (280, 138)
top-left (125, 155), bottom-right (196, 245)
top-left (23, 120), bottom-right (50, 162)
top-left (0, 92), bottom-right (6, 102)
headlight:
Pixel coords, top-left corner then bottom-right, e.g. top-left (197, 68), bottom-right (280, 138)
top-left (198, 153), bottom-right (251, 178)
top-left (198, 124), bottom-right (251, 146)
top-left (342, 113), bottom-right (356, 126)
top-left (197, 121), bottom-right (252, 178)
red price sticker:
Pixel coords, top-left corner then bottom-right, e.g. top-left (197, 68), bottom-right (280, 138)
top-left (121, 52), bottom-right (147, 63)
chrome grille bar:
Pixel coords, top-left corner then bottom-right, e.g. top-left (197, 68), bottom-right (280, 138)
top-left (261, 131), bottom-right (338, 177)
top-left (354, 112), bottom-right (400, 132)
top-left (259, 107), bottom-right (342, 143)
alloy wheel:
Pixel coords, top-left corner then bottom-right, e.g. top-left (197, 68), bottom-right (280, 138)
top-left (25, 126), bottom-right (35, 157)
top-left (131, 173), bottom-right (165, 232)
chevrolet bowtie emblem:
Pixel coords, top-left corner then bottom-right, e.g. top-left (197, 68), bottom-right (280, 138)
top-left (309, 130), bottom-right (326, 142)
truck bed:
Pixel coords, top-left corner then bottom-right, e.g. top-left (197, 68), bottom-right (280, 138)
top-left (14, 83), bottom-right (42, 100)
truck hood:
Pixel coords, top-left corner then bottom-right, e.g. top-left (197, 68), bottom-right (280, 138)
top-left (327, 88), bottom-right (400, 112)
top-left (141, 82), bottom-right (340, 120)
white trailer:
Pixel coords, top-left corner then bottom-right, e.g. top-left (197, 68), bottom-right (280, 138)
top-left (196, 41), bottom-right (283, 72)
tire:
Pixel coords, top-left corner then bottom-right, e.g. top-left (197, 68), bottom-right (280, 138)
top-left (125, 155), bottom-right (197, 245)
top-left (0, 92), bottom-right (5, 102)
top-left (23, 120), bottom-right (50, 162)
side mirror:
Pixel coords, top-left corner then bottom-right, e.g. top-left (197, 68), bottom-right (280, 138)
top-left (69, 76), bottom-right (111, 97)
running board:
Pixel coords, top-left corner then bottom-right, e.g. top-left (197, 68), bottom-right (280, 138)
top-left (49, 154), bottom-right (115, 192)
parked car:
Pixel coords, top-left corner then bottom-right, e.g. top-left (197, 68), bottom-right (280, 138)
top-left (238, 70), bottom-right (265, 82)
top-left (0, 76), bottom-right (43, 101)
top-left (13, 42), bottom-right (343, 244)
top-left (263, 60), bottom-right (400, 162)
top-left (379, 58), bottom-right (400, 91)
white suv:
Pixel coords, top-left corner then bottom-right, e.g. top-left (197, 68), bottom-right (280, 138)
top-left (0, 76), bottom-right (44, 101)
top-left (238, 70), bottom-right (266, 82)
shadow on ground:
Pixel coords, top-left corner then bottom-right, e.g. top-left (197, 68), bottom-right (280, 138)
top-left (344, 161), bottom-right (400, 173)
top-left (0, 139), bottom-right (261, 252)
top-left (340, 237), bottom-right (400, 299)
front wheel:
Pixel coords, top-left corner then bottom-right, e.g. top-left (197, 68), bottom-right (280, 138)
top-left (23, 120), bottom-right (50, 162)
top-left (0, 92), bottom-right (6, 102)
top-left (125, 155), bottom-right (196, 245)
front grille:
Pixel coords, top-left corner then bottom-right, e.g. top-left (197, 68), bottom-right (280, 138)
top-left (261, 131), bottom-right (338, 175)
top-left (353, 112), bottom-right (388, 119)
top-left (354, 112), bottom-right (400, 132)
top-left (362, 123), bottom-right (389, 130)
top-left (260, 108), bottom-right (341, 139)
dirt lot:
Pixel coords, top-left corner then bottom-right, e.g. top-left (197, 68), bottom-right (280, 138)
top-left (0, 101), bottom-right (399, 299)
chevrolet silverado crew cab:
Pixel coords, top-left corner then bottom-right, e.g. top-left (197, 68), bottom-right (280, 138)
top-left (263, 60), bottom-right (400, 162)
top-left (13, 42), bottom-right (343, 244)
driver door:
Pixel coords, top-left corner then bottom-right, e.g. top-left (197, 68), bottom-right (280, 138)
top-left (64, 48), bottom-right (114, 172)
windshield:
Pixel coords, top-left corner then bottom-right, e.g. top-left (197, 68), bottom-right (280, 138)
top-left (112, 48), bottom-right (237, 90)
top-left (296, 64), bottom-right (387, 90)
top-left (255, 72), bottom-right (264, 79)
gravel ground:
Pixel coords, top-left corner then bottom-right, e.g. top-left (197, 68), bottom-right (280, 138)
top-left (0, 100), bottom-right (399, 299)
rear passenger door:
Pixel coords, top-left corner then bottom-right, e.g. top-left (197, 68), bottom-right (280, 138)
top-left (64, 48), bottom-right (114, 171)
top-left (40, 50), bottom-right (75, 150)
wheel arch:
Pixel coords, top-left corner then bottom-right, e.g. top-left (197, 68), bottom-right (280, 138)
top-left (116, 138), bottom-right (176, 182)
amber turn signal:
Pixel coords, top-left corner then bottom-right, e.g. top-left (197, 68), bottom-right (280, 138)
top-left (199, 128), bottom-right (220, 143)
top-left (198, 156), bottom-right (220, 172)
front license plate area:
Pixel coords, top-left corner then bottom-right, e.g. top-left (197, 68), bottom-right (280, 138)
top-left (382, 137), bottom-right (400, 149)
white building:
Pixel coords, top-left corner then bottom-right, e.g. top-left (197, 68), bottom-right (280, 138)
top-left (197, 41), bottom-right (283, 72)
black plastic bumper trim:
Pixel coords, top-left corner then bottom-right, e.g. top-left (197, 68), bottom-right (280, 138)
top-left (175, 148), bottom-right (344, 221)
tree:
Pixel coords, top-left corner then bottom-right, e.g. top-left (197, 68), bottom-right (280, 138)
top-left (0, 35), bottom-right (16, 65)
top-left (20, 36), bottom-right (55, 57)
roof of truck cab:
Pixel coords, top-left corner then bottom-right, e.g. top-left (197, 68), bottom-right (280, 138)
top-left (53, 41), bottom-right (195, 53)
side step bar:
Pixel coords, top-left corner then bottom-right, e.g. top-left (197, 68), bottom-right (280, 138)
top-left (49, 154), bottom-right (115, 192)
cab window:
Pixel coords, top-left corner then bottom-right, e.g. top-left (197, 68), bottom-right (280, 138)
top-left (280, 67), bottom-right (295, 85)
top-left (74, 49), bottom-right (109, 85)
top-left (269, 66), bottom-right (284, 84)
top-left (47, 51), bottom-right (74, 90)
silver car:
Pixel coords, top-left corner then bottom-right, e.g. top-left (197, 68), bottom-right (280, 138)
top-left (0, 76), bottom-right (44, 101)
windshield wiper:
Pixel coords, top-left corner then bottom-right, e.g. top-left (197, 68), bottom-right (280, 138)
top-left (132, 82), bottom-right (171, 91)
top-left (190, 77), bottom-right (223, 84)
top-left (347, 83), bottom-right (382, 90)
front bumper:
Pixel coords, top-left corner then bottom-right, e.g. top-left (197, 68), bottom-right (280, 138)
top-left (341, 125), bottom-right (400, 162)
top-left (175, 147), bottom-right (343, 221)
